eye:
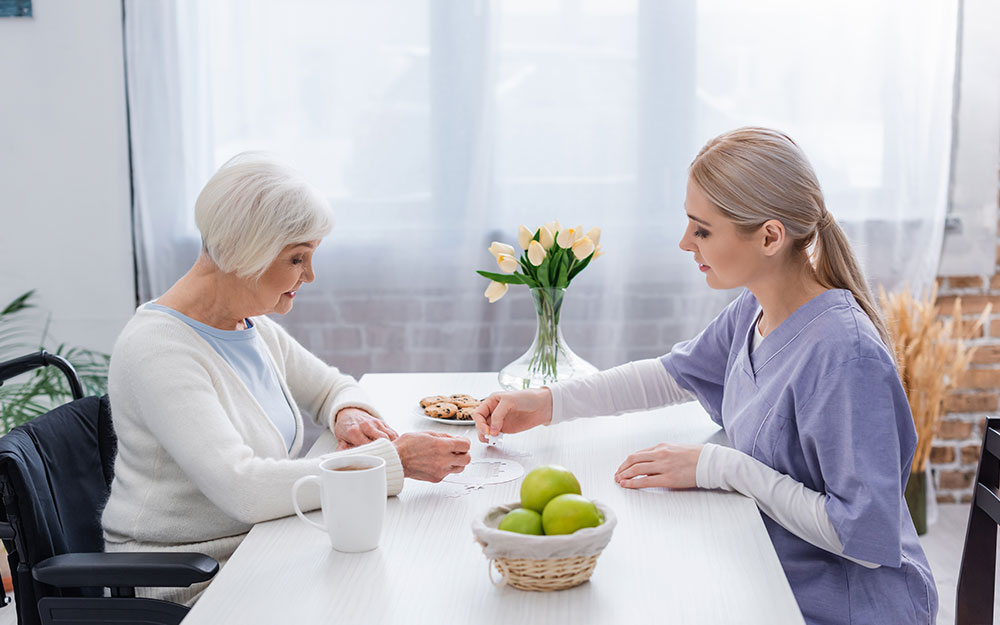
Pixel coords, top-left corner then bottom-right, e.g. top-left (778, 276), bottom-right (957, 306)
top-left (694, 229), bottom-right (710, 239)
top-left (291, 257), bottom-right (303, 265)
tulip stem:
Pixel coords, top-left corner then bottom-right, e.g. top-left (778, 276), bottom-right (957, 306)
top-left (524, 287), bottom-right (565, 388)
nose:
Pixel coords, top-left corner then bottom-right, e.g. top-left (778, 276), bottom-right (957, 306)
top-left (678, 230), bottom-right (695, 253)
top-left (303, 257), bottom-right (316, 283)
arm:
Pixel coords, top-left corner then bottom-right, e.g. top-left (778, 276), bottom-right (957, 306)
top-left (697, 444), bottom-right (879, 568)
top-left (258, 316), bottom-right (381, 431)
top-left (120, 338), bottom-right (404, 526)
top-left (549, 359), bottom-right (695, 424)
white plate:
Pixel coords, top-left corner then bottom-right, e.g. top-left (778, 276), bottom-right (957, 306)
top-left (413, 404), bottom-right (477, 426)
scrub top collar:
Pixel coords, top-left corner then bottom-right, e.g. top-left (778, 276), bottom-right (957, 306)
top-left (740, 288), bottom-right (851, 379)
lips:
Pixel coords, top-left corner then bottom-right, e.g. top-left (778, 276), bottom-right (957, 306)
top-left (284, 290), bottom-right (297, 298)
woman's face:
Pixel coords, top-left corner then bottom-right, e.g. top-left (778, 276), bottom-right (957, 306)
top-left (254, 240), bottom-right (321, 315)
top-left (678, 178), bottom-right (762, 290)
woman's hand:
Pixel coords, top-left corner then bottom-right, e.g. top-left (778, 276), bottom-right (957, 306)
top-left (472, 388), bottom-right (553, 442)
top-left (393, 432), bottom-right (471, 482)
top-left (614, 442), bottom-right (704, 489)
top-left (334, 408), bottom-right (399, 450)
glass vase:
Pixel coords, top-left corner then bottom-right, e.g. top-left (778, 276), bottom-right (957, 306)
top-left (498, 287), bottom-right (598, 390)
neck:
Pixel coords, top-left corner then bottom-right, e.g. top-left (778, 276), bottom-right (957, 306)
top-left (749, 255), bottom-right (828, 337)
top-left (156, 256), bottom-right (255, 330)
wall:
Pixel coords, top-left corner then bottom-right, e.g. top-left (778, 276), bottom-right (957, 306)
top-left (933, 226), bottom-right (1000, 503)
top-left (0, 0), bottom-right (134, 356)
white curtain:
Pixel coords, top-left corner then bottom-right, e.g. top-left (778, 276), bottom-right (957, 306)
top-left (124, 0), bottom-right (957, 378)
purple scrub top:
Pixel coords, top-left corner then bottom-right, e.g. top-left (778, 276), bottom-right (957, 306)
top-left (662, 289), bottom-right (937, 625)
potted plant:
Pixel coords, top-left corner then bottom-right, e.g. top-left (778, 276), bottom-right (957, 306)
top-left (879, 284), bottom-right (987, 534)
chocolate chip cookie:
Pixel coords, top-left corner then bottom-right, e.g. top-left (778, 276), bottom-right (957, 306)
top-left (424, 402), bottom-right (458, 420)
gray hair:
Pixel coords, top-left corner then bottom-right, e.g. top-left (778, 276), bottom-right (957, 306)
top-left (194, 152), bottom-right (334, 279)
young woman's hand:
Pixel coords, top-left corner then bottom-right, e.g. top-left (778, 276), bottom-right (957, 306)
top-left (614, 442), bottom-right (704, 489)
top-left (334, 408), bottom-right (399, 449)
top-left (393, 432), bottom-right (471, 482)
top-left (471, 388), bottom-right (553, 442)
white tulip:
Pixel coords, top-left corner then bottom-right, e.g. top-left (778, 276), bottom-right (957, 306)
top-left (556, 224), bottom-right (583, 248)
top-left (517, 225), bottom-right (533, 250)
top-left (527, 240), bottom-right (546, 266)
top-left (593, 244), bottom-right (604, 259)
top-left (545, 220), bottom-right (561, 236)
top-left (585, 227), bottom-right (601, 246)
top-left (496, 254), bottom-right (519, 273)
top-left (484, 281), bottom-right (508, 303)
top-left (572, 236), bottom-right (595, 260)
top-left (489, 241), bottom-right (515, 258)
top-left (539, 225), bottom-right (555, 250)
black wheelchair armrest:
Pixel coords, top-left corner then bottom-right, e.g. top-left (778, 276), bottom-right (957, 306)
top-left (32, 552), bottom-right (219, 589)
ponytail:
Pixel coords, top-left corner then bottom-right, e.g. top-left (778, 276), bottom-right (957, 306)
top-left (813, 217), bottom-right (894, 351)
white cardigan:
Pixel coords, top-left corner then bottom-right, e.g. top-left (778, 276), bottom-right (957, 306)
top-left (102, 306), bottom-right (404, 602)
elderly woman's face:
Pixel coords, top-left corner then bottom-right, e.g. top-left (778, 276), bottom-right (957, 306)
top-left (256, 240), bottom-right (320, 315)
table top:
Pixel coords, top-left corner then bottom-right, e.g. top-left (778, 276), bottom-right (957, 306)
top-left (181, 372), bottom-right (804, 625)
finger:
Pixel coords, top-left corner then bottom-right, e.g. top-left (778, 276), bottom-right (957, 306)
top-left (617, 474), bottom-right (663, 490)
top-left (615, 461), bottom-right (660, 481)
top-left (488, 397), bottom-right (514, 436)
top-left (360, 421), bottom-right (389, 441)
top-left (336, 439), bottom-right (351, 450)
top-left (450, 437), bottom-right (471, 453)
top-left (375, 420), bottom-right (399, 440)
top-left (473, 395), bottom-right (500, 439)
top-left (615, 450), bottom-right (660, 475)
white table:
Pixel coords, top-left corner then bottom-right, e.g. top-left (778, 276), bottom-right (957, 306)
top-left (181, 372), bottom-right (805, 624)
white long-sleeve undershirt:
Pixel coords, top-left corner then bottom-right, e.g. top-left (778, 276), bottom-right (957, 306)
top-left (547, 358), bottom-right (879, 569)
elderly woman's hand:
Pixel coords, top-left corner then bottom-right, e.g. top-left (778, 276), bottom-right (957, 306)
top-left (393, 432), bottom-right (471, 482)
top-left (334, 408), bottom-right (399, 450)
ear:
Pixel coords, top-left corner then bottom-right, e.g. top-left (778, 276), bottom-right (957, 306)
top-left (760, 219), bottom-right (786, 257)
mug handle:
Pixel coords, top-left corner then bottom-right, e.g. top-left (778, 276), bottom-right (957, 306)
top-left (291, 475), bottom-right (326, 532)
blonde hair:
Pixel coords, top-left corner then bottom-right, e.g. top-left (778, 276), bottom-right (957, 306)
top-left (689, 127), bottom-right (893, 350)
top-left (195, 152), bottom-right (334, 280)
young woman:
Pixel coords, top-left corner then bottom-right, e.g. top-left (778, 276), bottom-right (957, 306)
top-left (472, 128), bottom-right (937, 624)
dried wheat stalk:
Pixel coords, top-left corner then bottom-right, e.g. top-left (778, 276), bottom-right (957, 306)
top-left (878, 284), bottom-right (989, 473)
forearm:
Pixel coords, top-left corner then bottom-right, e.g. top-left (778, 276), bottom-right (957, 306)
top-left (550, 359), bottom-right (695, 425)
top-left (696, 444), bottom-right (879, 569)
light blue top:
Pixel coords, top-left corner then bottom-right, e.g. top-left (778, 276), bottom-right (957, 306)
top-left (145, 303), bottom-right (297, 452)
top-left (662, 289), bottom-right (936, 625)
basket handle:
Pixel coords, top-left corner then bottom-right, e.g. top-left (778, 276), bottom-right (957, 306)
top-left (487, 559), bottom-right (508, 588)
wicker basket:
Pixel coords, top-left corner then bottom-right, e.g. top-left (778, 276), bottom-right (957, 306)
top-left (471, 501), bottom-right (616, 591)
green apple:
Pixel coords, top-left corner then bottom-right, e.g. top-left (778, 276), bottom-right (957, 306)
top-left (497, 508), bottom-right (544, 535)
top-left (520, 465), bottom-right (581, 513)
top-left (541, 494), bottom-right (603, 535)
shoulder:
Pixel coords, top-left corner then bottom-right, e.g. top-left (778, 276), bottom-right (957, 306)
top-left (791, 290), bottom-right (898, 387)
top-left (111, 307), bottom-right (213, 372)
top-left (802, 290), bottom-right (893, 363)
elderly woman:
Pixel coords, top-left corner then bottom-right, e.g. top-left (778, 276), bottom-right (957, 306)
top-left (102, 153), bottom-right (471, 605)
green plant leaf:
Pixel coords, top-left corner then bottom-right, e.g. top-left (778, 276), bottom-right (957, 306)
top-left (556, 252), bottom-right (570, 287)
top-left (537, 255), bottom-right (551, 288)
top-left (476, 270), bottom-right (528, 285)
top-left (568, 252), bottom-right (594, 281)
top-left (1, 290), bottom-right (35, 317)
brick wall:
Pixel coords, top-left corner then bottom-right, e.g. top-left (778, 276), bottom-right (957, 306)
top-left (932, 246), bottom-right (1000, 503)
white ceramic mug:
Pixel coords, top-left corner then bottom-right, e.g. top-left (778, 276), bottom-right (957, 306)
top-left (292, 455), bottom-right (387, 552)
